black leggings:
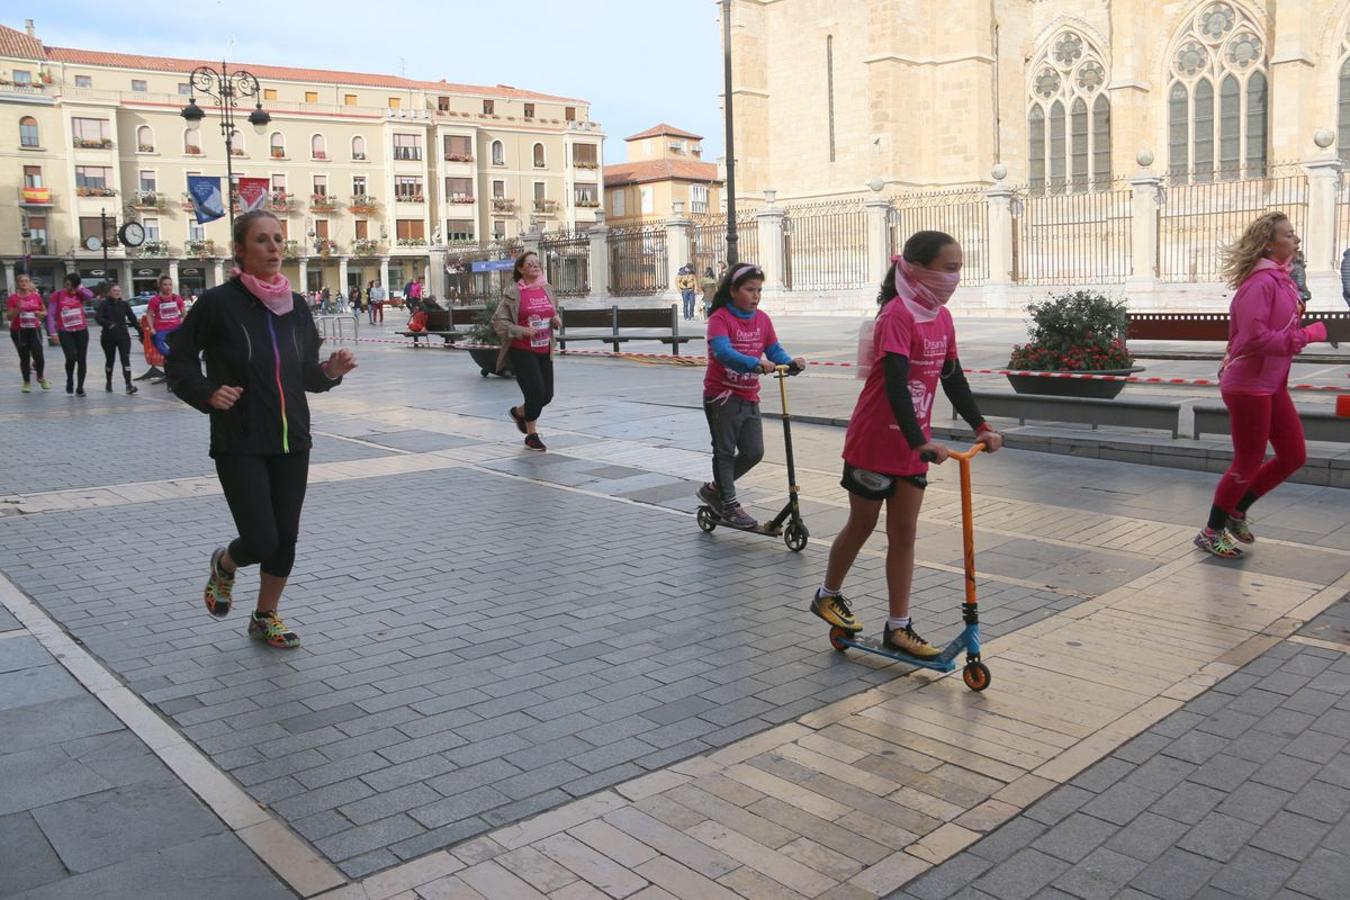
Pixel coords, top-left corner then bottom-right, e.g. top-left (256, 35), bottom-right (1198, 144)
top-left (12, 328), bottom-right (45, 381)
top-left (102, 332), bottom-right (132, 380)
top-left (508, 348), bottom-right (554, 422)
top-left (215, 452), bottom-right (310, 578)
top-left (59, 330), bottom-right (89, 391)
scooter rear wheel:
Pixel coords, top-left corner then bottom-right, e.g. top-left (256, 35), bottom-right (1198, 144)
top-left (828, 626), bottom-right (850, 652)
top-left (962, 662), bottom-right (991, 692)
top-left (784, 522), bottom-right (808, 552)
top-left (696, 506), bottom-right (717, 533)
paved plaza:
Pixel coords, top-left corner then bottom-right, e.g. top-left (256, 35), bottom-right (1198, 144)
top-left (1, 319), bottom-right (1348, 899)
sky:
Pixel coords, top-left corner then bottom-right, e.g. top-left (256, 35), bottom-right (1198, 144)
top-left (11, 0), bottom-right (727, 162)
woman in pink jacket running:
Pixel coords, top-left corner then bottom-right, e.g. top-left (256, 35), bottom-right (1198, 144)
top-left (1195, 212), bottom-right (1330, 559)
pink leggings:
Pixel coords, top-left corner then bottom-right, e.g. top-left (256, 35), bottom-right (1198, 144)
top-left (1211, 390), bottom-right (1306, 514)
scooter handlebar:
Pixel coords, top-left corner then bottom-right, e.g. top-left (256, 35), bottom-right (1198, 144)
top-left (774, 364), bottom-right (803, 377)
top-left (920, 443), bottom-right (986, 463)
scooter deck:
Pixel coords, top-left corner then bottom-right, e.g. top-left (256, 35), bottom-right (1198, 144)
top-left (704, 516), bottom-right (783, 537)
top-left (833, 632), bottom-right (959, 673)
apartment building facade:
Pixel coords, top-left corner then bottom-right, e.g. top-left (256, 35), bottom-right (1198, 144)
top-left (603, 124), bottom-right (723, 225)
top-left (0, 20), bottom-right (605, 298)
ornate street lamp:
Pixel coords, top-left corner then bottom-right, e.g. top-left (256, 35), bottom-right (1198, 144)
top-left (180, 62), bottom-right (271, 232)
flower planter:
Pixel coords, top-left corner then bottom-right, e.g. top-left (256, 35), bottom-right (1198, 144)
top-left (1005, 366), bottom-right (1146, 400)
top-left (468, 347), bottom-right (512, 378)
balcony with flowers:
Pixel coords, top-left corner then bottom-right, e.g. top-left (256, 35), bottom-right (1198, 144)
top-left (396, 237), bottom-right (427, 247)
top-left (137, 240), bottom-right (170, 257)
top-left (447, 193), bottom-right (475, 205)
top-left (314, 238), bottom-right (338, 257)
top-left (73, 137), bottom-right (113, 150)
top-left (269, 190), bottom-right (298, 213)
top-left (185, 239), bottom-right (216, 258)
top-left (443, 153), bottom-right (473, 163)
top-left (230, 147), bottom-right (246, 157)
top-left (394, 192), bottom-right (425, 205)
top-left (312, 150), bottom-right (328, 161)
top-left (352, 238), bottom-right (382, 257)
top-left (270, 147), bottom-right (286, 159)
top-left (533, 199), bottom-right (559, 215)
top-left (129, 190), bottom-right (167, 210)
top-left (310, 193), bottom-right (339, 212)
top-left (491, 197), bottom-right (516, 213)
top-left (184, 145), bottom-right (203, 156)
top-left (282, 240), bottom-right (301, 260)
top-left (76, 185), bottom-right (117, 198)
top-left (349, 194), bottom-right (379, 215)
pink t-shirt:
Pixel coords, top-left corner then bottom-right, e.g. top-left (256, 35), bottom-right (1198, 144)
top-left (510, 286), bottom-right (555, 354)
top-left (8, 293), bottom-right (44, 331)
top-left (150, 294), bottom-right (185, 332)
top-left (843, 299), bottom-right (957, 477)
top-left (704, 307), bottom-right (778, 403)
top-left (51, 293), bottom-right (87, 332)
top-left (1220, 263), bottom-right (1312, 396)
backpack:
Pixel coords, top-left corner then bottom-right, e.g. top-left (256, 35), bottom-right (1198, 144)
top-left (408, 310), bottom-right (428, 333)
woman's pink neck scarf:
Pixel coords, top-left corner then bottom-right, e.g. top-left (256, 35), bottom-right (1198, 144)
top-left (239, 271), bottom-right (294, 316)
top-left (892, 257), bottom-right (960, 323)
top-left (516, 273), bottom-right (547, 290)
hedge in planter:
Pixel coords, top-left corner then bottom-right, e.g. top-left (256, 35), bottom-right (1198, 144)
top-left (1007, 290), bottom-right (1141, 398)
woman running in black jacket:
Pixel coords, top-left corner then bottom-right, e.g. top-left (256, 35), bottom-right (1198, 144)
top-left (95, 283), bottom-right (142, 394)
top-left (166, 210), bottom-right (357, 649)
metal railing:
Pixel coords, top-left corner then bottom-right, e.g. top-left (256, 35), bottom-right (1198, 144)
top-left (1333, 174), bottom-right (1350, 271)
top-left (540, 231), bottom-right (590, 297)
top-left (687, 216), bottom-right (758, 278)
top-left (315, 314), bottom-right (359, 342)
top-left (445, 240), bottom-right (524, 302)
top-left (609, 224), bottom-right (668, 295)
top-left (1013, 180), bottom-right (1132, 285)
top-left (1158, 164), bottom-right (1308, 283)
top-left (782, 200), bottom-right (869, 290)
top-left (888, 188), bottom-right (991, 286)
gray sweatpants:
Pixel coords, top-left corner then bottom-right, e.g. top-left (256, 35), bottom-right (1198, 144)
top-left (703, 395), bottom-right (764, 504)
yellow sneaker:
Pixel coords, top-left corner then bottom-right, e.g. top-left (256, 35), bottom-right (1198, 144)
top-left (810, 591), bottom-right (861, 632)
top-left (883, 622), bottom-right (942, 659)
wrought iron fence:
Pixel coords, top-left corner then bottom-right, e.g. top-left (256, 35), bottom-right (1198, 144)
top-left (609, 224), bottom-right (668, 295)
top-left (687, 215), bottom-right (758, 278)
top-left (444, 240), bottom-right (523, 303)
top-left (1013, 181), bottom-right (1132, 285)
top-left (1158, 164), bottom-right (1307, 283)
top-left (783, 200), bottom-right (869, 290)
top-left (1334, 175), bottom-right (1350, 272)
top-left (887, 189), bottom-right (990, 286)
top-left (540, 231), bottom-right (590, 297)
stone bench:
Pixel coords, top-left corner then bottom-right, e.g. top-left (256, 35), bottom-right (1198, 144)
top-left (965, 390), bottom-right (1182, 438)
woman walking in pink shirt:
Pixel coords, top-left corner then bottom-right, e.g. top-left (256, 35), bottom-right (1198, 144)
top-left (1195, 212), bottom-right (1330, 559)
top-left (47, 274), bottom-right (93, 396)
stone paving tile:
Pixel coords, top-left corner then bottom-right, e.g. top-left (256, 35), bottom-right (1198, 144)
top-left (882, 637), bottom-right (1350, 900)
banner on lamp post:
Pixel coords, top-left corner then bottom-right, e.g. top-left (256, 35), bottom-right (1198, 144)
top-left (236, 178), bottom-right (271, 212)
top-left (186, 175), bottom-right (225, 224)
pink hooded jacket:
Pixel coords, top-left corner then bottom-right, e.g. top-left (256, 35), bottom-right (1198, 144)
top-left (1219, 259), bottom-right (1326, 395)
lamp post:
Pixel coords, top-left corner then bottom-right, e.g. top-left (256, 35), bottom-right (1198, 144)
top-left (721, 0), bottom-right (738, 266)
top-left (179, 62), bottom-right (271, 234)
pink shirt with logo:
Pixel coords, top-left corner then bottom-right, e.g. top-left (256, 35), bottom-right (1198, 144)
top-left (7, 293), bottom-right (45, 331)
top-left (50, 292), bottom-right (88, 332)
top-left (843, 299), bottom-right (958, 477)
top-left (704, 307), bottom-right (779, 403)
top-left (1220, 261), bottom-right (1321, 396)
top-left (510, 286), bottom-right (555, 354)
top-left (150, 294), bottom-right (186, 332)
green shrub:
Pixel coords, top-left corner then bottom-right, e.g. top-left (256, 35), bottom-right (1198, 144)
top-left (1008, 290), bottom-right (1134, 371)
top-left (468, 298), bottom-right (501, 346)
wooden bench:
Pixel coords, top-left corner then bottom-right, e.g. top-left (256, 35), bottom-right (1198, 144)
top-left (963, 390), bottom-right (1182, 438)
top-left (1127, 311), bottom-right (1350, 342)
top-left (1193, 405), bottom-right (1349, 442)
top-left (557, 304), bottom-right (702, 355)
top-left (399, 307), bottom-right (484, 348)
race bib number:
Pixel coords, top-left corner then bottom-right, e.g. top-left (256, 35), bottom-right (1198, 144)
top-left (528, 316), bottom-right (550, 349)
top-left (18, 310), bottom-right (38, 329)
top-left (723, 369), bottom-right (759, 389)
top-left (158, 303), bottom-right (181, 324)
top-left (60, 306), bottom-right (83, 328)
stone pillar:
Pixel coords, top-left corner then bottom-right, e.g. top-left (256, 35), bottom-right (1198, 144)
top-left (587, 220), bottom-right (610, 299)
top-left (521, 228), bottom-right (542, 259)
top-left (65, 259), bottom-right (78, 278)
top-left (212, 259), bottom-right (225, 288)
top-left (985, 185), bottom-right (1016, 286)
top-left (664, 204), bottom-right (692, 299)
top-left (338, 256), bottom-right (349, 295)
top-left (168, 259), bottom-right (180, 288)
top-left (428, 249), bottom-right (447, 300)
top-left (119, 260), bottom-right (133, 297)
top-left (2, 261), bottom-right (14, 295)
top-left (1126, 173), bottom-right (1164, 288)
top-left (1301, 156), bottom-right (1342, 274)
top-left (298, 258), bottom-right (310, 293)
top-left (379, 257), bottom-right (390, 293)
top-left (755, 204), bottom-right (786, 290)
top-left (864, 197), bottom-right (891, 287)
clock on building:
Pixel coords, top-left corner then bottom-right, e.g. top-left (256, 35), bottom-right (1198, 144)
top-left (83, 235), bottom-right (102, 252)
top-left (119, 221), bottom-right (146, 247)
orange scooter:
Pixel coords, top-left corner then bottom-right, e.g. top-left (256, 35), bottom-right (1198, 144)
top-left (828, 443), bottom-right (992, 692)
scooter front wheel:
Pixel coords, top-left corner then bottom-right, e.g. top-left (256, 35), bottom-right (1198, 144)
top-left (784, 522), bottom-right (808, 552)
top-left (828, 626), bottom-right (850, 652)
top-left (962, 661), bottom-right (991, 692)
top-left (696, 506), bottom-right (717, 533)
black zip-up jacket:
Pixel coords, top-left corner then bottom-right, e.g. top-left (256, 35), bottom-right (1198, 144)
top-left (165, 278), bottom-right (341, 457)
top-left (94, 297), bottom-right (143, 340)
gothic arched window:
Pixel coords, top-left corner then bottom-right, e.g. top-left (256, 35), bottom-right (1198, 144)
top-left (1165, 2), bottom-right (1268, 183)
top-left (1027, 28), bottom-right (1112, 194)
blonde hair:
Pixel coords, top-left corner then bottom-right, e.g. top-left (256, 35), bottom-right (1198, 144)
top-left (1219, 211), bottom-right (1289, 290)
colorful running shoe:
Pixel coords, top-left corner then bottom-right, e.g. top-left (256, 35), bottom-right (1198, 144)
top-left (883, 621), bottom-right (942, 659)
top-left (38, 378), bottom-right (51, 390)
top-left (720, 503), bottom-right (758, 529)
top-left (697, 482), bottom-right (723, 511)
top-left (21, 382), bottom-right (31, 393)
top-left (524, 433), bottom-right (546, 452)
top-left (1194, 528), bottom-right (1244, 559)
top-left (810, 590), bottom-right (862, 632)
top-left (1226, 514), bottom-right (1255, 545)
top-left (203, 547), bottom-right (235, 618)
top-left (249, 610), bottom-right (300, 649)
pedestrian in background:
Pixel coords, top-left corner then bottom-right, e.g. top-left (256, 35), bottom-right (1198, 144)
top-left (699, 266), bottom-right (717, 318)
top-left (6, 273), bottom-right (50, 392)
top-left (369, 279), bottom-right (386, 324)
top-left (47, 273), bottom-right (93, 396)
top-left (495, 250), bottom-right (559, 452)
top-left (95, 282), bottom-right (141, 394)
top-left (1340, 248), bottom-right (1350, 307)
top-left (677, 263), bottom-right (697, 320)
top-left (1290, 250), bottom-right (1311, 311)
top-left (1195, 212), bottom-right (1329, 559)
